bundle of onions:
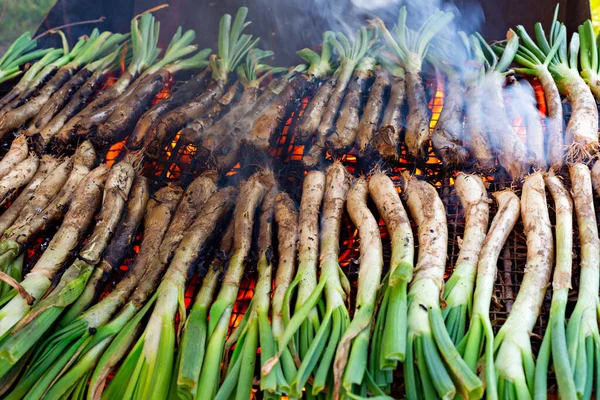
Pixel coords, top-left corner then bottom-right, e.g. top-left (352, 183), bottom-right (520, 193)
top-left (7, 184), bottom-right (182, 400)
top-left (197, 171), bottom-right (274, 398)
top-left (263, 161), bottom-right (352, 397)
top-left (98, 186), bottom-right (237, 400)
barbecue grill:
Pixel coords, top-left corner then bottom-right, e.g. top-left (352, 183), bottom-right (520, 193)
top-left (0, 0), bottom-right (598, 398)
top-left (0, 55), bottom-right (578, 399)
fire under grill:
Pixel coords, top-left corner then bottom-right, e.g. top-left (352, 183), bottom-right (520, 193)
top-left (0, 66), bottom-right (592, 396)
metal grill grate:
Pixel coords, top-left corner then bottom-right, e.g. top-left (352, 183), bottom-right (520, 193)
top-left (0, 70), bottom-right (593, 397)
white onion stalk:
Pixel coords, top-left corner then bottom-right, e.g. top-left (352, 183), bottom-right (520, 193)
top-left (88, 186), bottom-right (238, 400)
top-left (534, 171), bottom-right (576, 399)
top-left (332, 176), bottom-right (384, 398)
top-left (0, 164), bottom-right (108, 340)
top-left (565, 164), bottom-right (600, 398)
top-left (403, 172), bottom-right (482, 400)
top-left (269, 192), bottom-right (299, 389)
top-left (368, 171), bottom-right (414, 391)
top-left (443, 173), bottom-right (490, 344)
top-left (493, 172), bottom-right (553, 400)
top-left (0, 154), bottom-right (39, 206)
top-left (0, 155), bottom-right (59, 240)
top-left (458, 189), bottom-right (520, 400)
top-left (0, 134), bottom-right (28, 180)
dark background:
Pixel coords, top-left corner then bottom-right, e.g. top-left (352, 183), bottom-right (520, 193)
top-left (35, 0), bottom-right (591, 66)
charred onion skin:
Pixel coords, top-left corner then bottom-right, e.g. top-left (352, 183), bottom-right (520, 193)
top-left (210, 88), bottom-right (280, 174)
top-left (328, 67), bottom-right (371, 152)
top-left (245, 76), bottom-right (312, 153)
top-left (96, 70), bottom-right (168, 145)
top-left (0, 67), bottom-right (75, 139)
top-left (96, 175), bottom-right (150, 273)
top-left (73, 74), bottom-right (147, 138)
top-left (357, 67), bottom-right (390, 154)
top-left (145, 80), bottom-right (226, 158)
top-left (28, 68), bottom-right (92, 135)
top-left (404, 70), bottom-right (431, 159)
top-left (431, 75), bottom-right (468, 167)
top-left (303, 71), bottom-right (351, 168)
top-left (102, 183), bottom-right (183, 310)
top-left (127, 68), bottom-right (212, 149)
top-left (178, 82), bottom-right (239, 145)
top-left (55, 71), bottom-right (136, 145)
top-left (158, 170), bottom-right (218, 265)
top-left (196, 86), bottom-right (259, 152)
top-left (36, 69), bottom-right (106, 151)
top-left (0, 155), bottom-right (59, 237)
top-left (0, 65), bottom-right (60, 118)
top-left (0, 134), bottom-right (28, 180)
top-left (373, 74), bottom-right (406, 159)
top-left (293, 78), bottom-right (336, 143)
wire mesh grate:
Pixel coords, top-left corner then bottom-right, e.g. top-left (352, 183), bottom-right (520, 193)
top-left (0, 69), bottom-right (593, 397)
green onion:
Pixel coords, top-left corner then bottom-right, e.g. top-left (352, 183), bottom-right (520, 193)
top-left (98, 187), bottom-right (237, 400)
top-left (332, 176), bottom-right (384, 398)
top-left (368, 171), bottom-right (413, 392)
top-left (175, 220), bottom-right (234, 399)
top-left (198, 171), bottom-right (274, 398)
top-left (534, 171), bottom-right (577, 400)
top-left (215, 187), bottom-right (278, 399)
top-left (402, 172), bottom-right (482, 400)
top-left (442, 173), bottom-right (489, 344)
top-left (493, 172), bottom-right (553, 400)
top-left (458, 189), bottom-right (520, 399)
top-left (565, 164), bottom-right (600, 399)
